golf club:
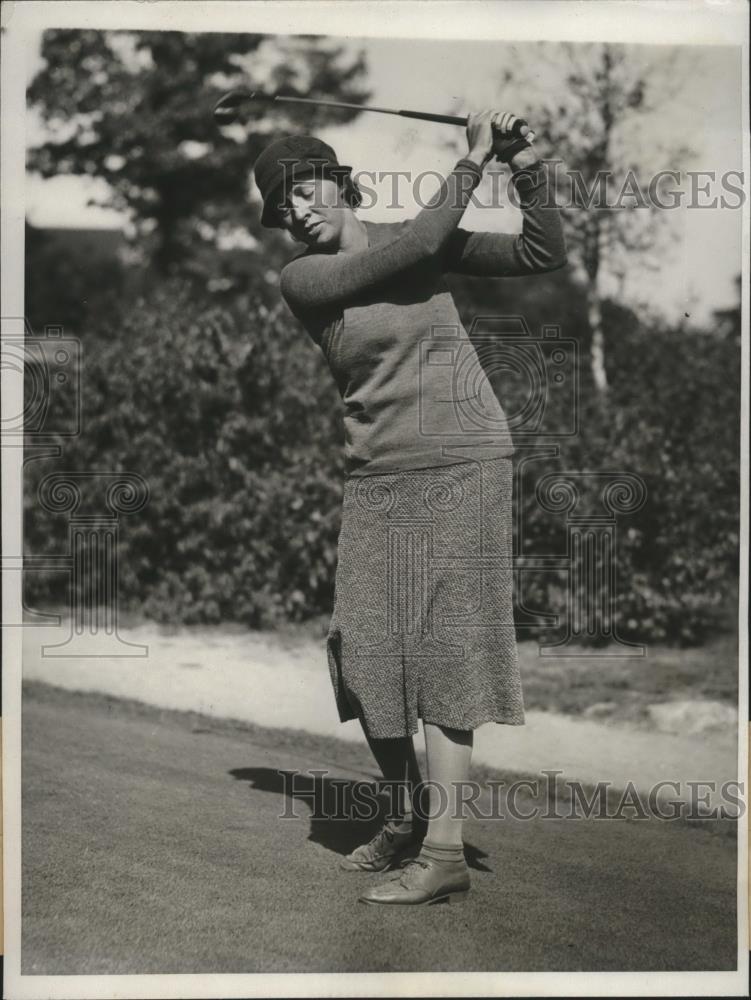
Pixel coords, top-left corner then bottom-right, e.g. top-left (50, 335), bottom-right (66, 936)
top-left (213, 88), bottom-right (534, 141)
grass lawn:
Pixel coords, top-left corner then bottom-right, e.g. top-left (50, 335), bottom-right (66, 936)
top-left (21, 683), bottom-right (738, 974)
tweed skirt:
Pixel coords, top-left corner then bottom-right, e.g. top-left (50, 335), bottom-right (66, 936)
top-left (325, 457), bottom-right (524, 738)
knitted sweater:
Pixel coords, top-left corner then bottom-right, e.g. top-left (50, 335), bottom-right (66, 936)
top-left (280, 157), bottom-right (567, 476)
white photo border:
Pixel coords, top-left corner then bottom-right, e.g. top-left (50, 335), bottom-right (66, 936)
top-left (2, 2), bottom-right (749, 998)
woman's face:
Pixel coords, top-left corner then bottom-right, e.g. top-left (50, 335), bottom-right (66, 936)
top-left (277, 176), bottom-right (348, 250)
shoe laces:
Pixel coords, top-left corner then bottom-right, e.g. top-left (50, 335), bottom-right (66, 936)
top-left (355, 822), bottom-right (407, 860)
top-left (370, 825), bottom-right (395, 850)
top-left (398, 857), bottom-right (431, 888)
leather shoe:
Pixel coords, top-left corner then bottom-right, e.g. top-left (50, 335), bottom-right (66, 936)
top-left (358, 852), bottom-right (470, 905)
top-left (340, 821), bottom-right (422, 872)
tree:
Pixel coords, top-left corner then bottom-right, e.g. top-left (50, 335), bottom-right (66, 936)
top-left (27, 29), bottom-right (370, 275)
top-left (507, 43), bottom-right (695, 397)
top-left (446, 43), bottom-right (694, 397)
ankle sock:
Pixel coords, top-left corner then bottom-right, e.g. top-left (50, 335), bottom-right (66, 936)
top-left (421, 839), bottom-right (465, 864)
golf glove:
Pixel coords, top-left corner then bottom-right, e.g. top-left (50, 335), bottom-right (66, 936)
top-left (491, 111), bottom-right (534, 164)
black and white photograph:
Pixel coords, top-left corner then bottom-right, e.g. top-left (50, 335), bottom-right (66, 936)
top-left (1, 1), bottom-right (749, 997)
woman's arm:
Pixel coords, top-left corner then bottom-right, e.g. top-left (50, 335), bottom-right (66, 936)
top-left (444, 160), bottom-right (568, 277)
top-left (280, 157), bottom-right (484, 313)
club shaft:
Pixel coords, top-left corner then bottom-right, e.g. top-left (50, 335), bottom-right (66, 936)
top-left (260, 93), bottom-right (467, 126)
top-left (215, 90), bottom-right (531, 138)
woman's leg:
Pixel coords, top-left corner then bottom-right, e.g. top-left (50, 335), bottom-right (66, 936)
top-left (358, 723), bottom-right (472, 903)
top-left (422, 723), bottom-right (473, 847)
top-left (364, 732), bottom-right (423, 826)
top-left (341, 731), bottom-right (425, 871)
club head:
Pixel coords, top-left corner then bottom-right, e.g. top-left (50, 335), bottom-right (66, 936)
top-left (213, 89), bottom-right (258, 125)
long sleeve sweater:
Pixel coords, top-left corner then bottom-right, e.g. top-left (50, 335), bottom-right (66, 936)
top-left (280, 157), bottom-right (567, 476)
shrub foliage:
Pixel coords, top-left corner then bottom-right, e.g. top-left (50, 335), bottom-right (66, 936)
top-left (24, 273), bottom-right (740, 645)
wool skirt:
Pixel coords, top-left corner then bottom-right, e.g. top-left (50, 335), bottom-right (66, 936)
top-left (325, 457), bottom-right (525, 738)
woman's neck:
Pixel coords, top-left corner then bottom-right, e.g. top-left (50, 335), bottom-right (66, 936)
top-left (337, 211), bottom-right (369, 254)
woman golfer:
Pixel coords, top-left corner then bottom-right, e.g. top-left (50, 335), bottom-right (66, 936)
top-left (253, 110), bottom-right (566, 905)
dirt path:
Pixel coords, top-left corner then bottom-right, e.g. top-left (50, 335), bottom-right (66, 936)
top-left (22, 621), bottom-right (739, 802)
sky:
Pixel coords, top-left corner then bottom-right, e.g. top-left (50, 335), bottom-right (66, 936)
top-left (23, 29), bottom-right (744, 326)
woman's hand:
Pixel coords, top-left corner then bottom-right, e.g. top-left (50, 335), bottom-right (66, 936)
top-left (465, 110), bottom-right (496, 169)
top-left (466, 110), bottom-right (536, 171)
top-left (490, 111), bottom-right (537, 170)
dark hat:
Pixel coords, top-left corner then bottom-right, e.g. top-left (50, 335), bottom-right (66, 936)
top-left (253, 135), bottom-right (354, 228)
